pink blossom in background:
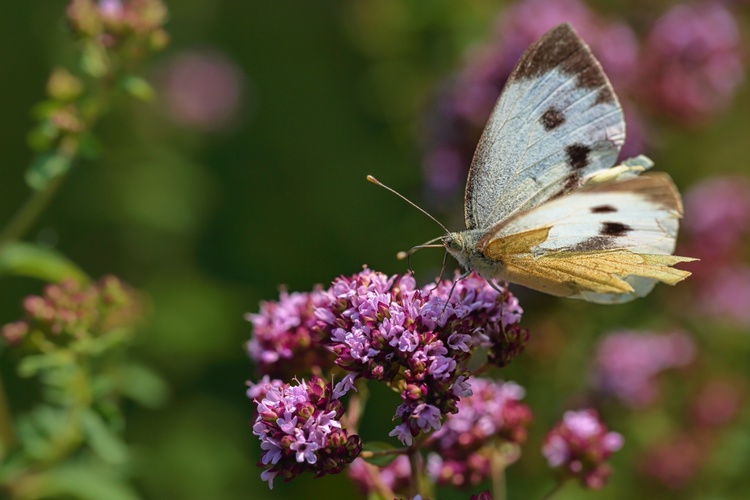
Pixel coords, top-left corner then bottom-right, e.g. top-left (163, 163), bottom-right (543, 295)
top-left (496, 0), bottom-right (639, 89)
top-left (347, 455), bottom-right (412, 497)
top-left (691, 379), bottom-right (742, 427)
top-left (640, 436), bottom-right (705, 490)
top-left (98, 0), bottom-right (124, 20)
top-left (640, 1), bottom-right (744, 124)
top-left (158, 49), bottom-right (244, 132)
top-left (695, 266), bottom-right (750, 327)
top-left (593, 331), bottom-right (696, 408)
top-left (682, 176), bottom-right (750, 262)
top-left (542, 409), bottom-right (623, 489)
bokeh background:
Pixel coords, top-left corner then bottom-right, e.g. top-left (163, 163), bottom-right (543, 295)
top-left (1, 0), bottom-right (749, 498)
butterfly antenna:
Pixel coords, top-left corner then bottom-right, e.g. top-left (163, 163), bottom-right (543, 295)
top-left (366, 175), bottom-right (450, 234)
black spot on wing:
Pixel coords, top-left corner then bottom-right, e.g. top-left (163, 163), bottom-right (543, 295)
top-left (510, 24), bottom-right (616, 105)
top-left (600, 222), bottom-right (632, 237)
top-left (566, 144), bottom-right (591, 170)
top-left (551, 173), bottom-right (580, 199)
top-left (591, 205), bottom-right (617, 213)
top-left (540, 107), bottom-right (565, 130)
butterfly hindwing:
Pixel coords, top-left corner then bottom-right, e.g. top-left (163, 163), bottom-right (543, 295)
top-left (464, 23), bottom-right (625, 231)
top-left (478, 173), bottom-right (695, 303)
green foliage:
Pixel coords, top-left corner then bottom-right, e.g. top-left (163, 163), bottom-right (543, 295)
top-left (0, 243), bottom-right (88, 284)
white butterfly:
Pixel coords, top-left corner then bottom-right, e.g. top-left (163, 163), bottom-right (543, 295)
top-left (372, 23), bottom-right (695, 304)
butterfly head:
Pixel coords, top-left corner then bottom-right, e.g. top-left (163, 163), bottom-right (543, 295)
top-left (443, 232), bottom-right (465, 257)
top-left (443, 230), bottom-right (496, 277)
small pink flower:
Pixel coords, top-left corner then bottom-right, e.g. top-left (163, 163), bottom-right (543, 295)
top-left (593, 330), bottom-right (696, 407)
top-left (158, 49), bottom-right (244, 132)
top-left (542, 409), bottom-right (623, 489)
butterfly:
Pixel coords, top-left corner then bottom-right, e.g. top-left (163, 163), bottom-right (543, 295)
top-left (370, 23), bottom-right (695, 304)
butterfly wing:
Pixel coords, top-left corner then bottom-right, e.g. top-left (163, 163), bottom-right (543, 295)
top-left (465, 23), bottom-right (625, 231)
top-left (477, 173), bottom-right (696, 303)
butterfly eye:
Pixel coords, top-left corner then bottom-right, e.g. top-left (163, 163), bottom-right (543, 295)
top-left (444, 235), bottom-right (463, 253)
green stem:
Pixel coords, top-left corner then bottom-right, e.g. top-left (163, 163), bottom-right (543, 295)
top-left (408, 447), bottom-right (422, 499)
top-left (0, 176), bottom-right (65, 247)
top-left (359, 447), bottom-right (410, 459)
top-left (490, 449), bottom-right (507, 500)
top-left (0, 373), bottom-right (14, 456)
top-left (541, 479), bottom-right (567, 500)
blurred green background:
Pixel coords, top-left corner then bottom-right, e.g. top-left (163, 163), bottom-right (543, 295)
top-left (1, 1), bottom-right (749, 499)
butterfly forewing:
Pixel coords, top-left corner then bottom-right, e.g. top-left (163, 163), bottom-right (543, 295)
top-left (464, 23), bottom-right (625, 231)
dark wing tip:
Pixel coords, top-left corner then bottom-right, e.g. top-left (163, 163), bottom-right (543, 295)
top-left (509, 23), bottom-right (616, 104)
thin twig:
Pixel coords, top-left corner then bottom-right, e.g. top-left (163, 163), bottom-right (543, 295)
top-left (0, 176), bottom-right (65, 247)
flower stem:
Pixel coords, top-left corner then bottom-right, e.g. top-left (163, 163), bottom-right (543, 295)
top-left (0, 175), bottom-right (65, 247)
top-left (0, 373), bottom-right (14, 456)
top-left (490, 449), bottom-right (507, 500)
top-left (359, 447), bottom-right (410, 459)
top-left (408, 447), bottom-right (422, 498)
top-left (541, 479), bottom-right (567, 500)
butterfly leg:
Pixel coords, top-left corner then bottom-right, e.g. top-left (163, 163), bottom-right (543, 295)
top-left (429, 251), bottom-right (450, 292)
top-left (488, 279), bottom-right (506, 295)
top-left (441, 270), bottom-right (472, 312)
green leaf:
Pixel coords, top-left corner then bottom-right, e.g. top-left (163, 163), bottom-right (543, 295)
top-left (81, 410), bottom-right (128, 464)
top-left (80, 42), bottom-right (109, 78)
top-left (24, 464), bottom-right (140, 500)
top-left (17, 352), bottom-right (75, 378)
top-left (16, 406), bottom-right (82, 461)
top-left (361, 441), bottom-right (401, 467)
top-left (27, 122), bottom-right (61, 151)
top-left (120, 75), bottom-right (155, 101)
top-left (0, 242), bottom-right (88, 283)
top-left (118, 363), bottom-right (170, 408)
top-left (78, 132), bottom-right (102, 160)
top-left (25, 152), bottom-right (73, 190)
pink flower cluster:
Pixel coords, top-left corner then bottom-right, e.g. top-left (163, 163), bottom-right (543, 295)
top-left (2, 276), bottom-right (141, 347)
top-left (247, 268), bottom-right (528, 488)
top-left (67, 0), bottom-right (168, 39)
top-left (426, 379), bottom-right (532, 488)
top-left (315, 269), bottom-right (527, 445)
top-left (252, 376), bottom-right (362, 489)
top-left (246, 288), bottom-right (334, 380)
top-left (542, 409), bottom-right (623, 489)
top-left (346, 380), bottom-right (529, 495)
top-left (593, 330), bottom-right (696, 407)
